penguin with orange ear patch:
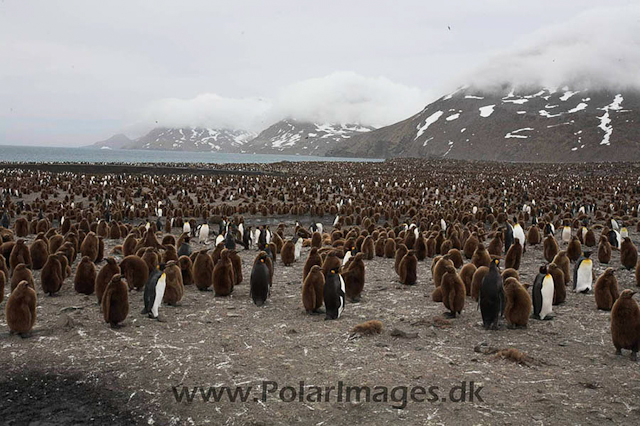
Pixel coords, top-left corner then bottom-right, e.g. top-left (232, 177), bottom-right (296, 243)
top-left (250, 252), bottom-right (272, 306)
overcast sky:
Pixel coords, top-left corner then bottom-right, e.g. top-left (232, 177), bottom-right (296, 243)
top-left (1, 0), bottom-right (637, 146)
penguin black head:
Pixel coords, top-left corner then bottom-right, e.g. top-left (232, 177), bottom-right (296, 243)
top-left (583, 251), bottom-right (592, 258)
top-left (539, 265), bottom-right (547, 274)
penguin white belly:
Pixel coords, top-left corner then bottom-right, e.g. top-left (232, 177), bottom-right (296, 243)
top-left (621, 228), bottom-right (629, 239)
top-left (199, 225), bottom-right (209, 243)
top-left (238, 223), bottom-right (244, 241)
top-left (562, 227), bottom-right (571, 243)
top-left (316, 223), bottom-right (323, 234)
top-left (514, 225), bottom-right (525, 246)
top-left (266, 231), bottom-right (272, 244)
top-left (575, 260), bottom-right (593, 293)
top-left (540, 275), bottom-right (554, 320)
top-left (215, 234), bottom-right (224, 245)
top-left (613, 231), bottom-right (621, 249)
top-left (333, 215), bottom-right (340, 226)
top-left (342, 251), bottom-right (352, 266)
top-left (294, 240), bottom-right (302, 261)
top-left (581, 227), bottom-right (587, 241)
top-left (252, 229), bottom-right (260, 249)
top-left (151, 273), bottom-right (166, 318)
top-left (337, 275), bottom-right (346, 318)
top-left (183, 223), bottom-right (191, 234)
top-left (440, 219), bottom-right (447, 231)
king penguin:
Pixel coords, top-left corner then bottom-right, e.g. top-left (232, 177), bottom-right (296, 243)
top-left (143, 265), bottom-right (166, 320)
top-left (324, 269), bottom-right (346, 320)
top-left (512, 217), bottom-right (525, 248)
top-left (479, 258), bottom-right (504, 330)
top-left (533, 266), bottom-right (554, 320)
top-left (574, 251), bottom-right (593, 293)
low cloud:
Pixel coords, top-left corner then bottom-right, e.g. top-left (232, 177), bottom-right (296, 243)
top-left (463, 5), bottom-right (640, 91)
top-left (134, 72), bottom-right (429, 133)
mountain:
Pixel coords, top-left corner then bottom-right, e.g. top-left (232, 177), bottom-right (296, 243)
top-left (124, 127), bottom-right (256, 152)
top-left (89, 134), bottom-right (132, 149)
top-left (241, 119), bottom-right (375, 155)
top-left (327, 86), bottom-right (640, 162)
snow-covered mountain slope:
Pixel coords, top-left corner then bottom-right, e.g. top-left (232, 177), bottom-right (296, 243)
top-left (327, 86), bottom-right (640, 162)
top-left (241, 119), bottom-right (374, 155)
top-left (124, 127), bottom-right (256, 152)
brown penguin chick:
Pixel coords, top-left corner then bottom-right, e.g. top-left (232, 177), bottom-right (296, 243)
top-left (178, 255), bottom-right (194, 286)
top-left (463, 233), bottom-right (479, 259)
top-left (447, 249), bottom-right (463, 269)
top-left (432, 256), bottom-right (454, 288)
top-left (162, 244), bottom-right (179, 264)
top-left (426, 236), bottom-right (437, 258)
top-left (302, 265), bottom-right (325, 313)
top-left (40, 254), bottom-right (63, 296)
top-left (122, 234), bottom-right (138, 257)
top-left (48, 234), bottom-right (64, 255)
top-left (281, 240), bottom-right (295, 266)
top-left (503, 277), bottom-right (531, 328)
top-left (440, 264), bottom-right (465, 318)
top-left (374, 237), bottom-right (386, 257)
top-left (459, 263), bottom-right (477, 295)
top-left (74, 256), bottom-right (96, 295)
top-left (321, 251), bottom-right (342, 278)
top-left (80, 231), bottom-right (99, 262)
top-left (5, 280), bottom-right (37, 336)
top-left (470, 266), bottom-right (490, 302)
top-left (398, 250), bottom-right (418, 285)
top-left (303, 247), bottom-right (322, 282)
top-left (552, 251), bottom-right (571, 286)
top-left (268, 242), bottom-right (278, 262)
top-left (593, 268), bottom-right (618, 311)
top-left (162, 260), bottom-right (184, 305)
top-left (547, 262), bottom-right (566, 305)
top-left (228, 250), bottom-right (243, 285)
top-left (0, 255), bottom-right (9, 281)
top-left (471, 243), bottom-right (491, 268)
top-left (487, 233), bottom-right (503, 257)
top-left (311, 232), bottom-right (322, 248)
top-left (636, 260), bottom-right (640, 288)
top-left (95, 257), bottom-right (120, 304)
top-left (621, 237), bottom-right (638, 270)
top-left (502, 268), bottom-right (520, 282)
top-left (527, 226), bottom-right (541, 245)
top-left (9, 239), bottom-right (31, 271)
top-left (29, 238), bottom-right (49, 270)
top-left (384, 238), bottom-right (396, 258)
top-left (610, 289), bottom-right (640, 361)
top-left (543, 235), bottom-right (559, 263)
top-left (141, 248), bottom-right (159, 272)
top-left (394, 244), bottom-right (408, 274)
top-left (119, 255), bottom-right (149, 291)
top-left (342, 252), bottom-right (365, 302)
top-left (14, 218), bottom-right (29, 237)
top-left (584, 229), bottom-right (596, 247)
top-left (415, 236), bottom-right (427, 261)
top-left (598, 235), bottom-right (612, 264)
top-left (55, 252), bottom-right (72, 279)
top-left (567, 236), bottom-right (582, 263)
top-left (193, 250), bottom-right (214, 291)
top-left (102, 274), bottom-right (129, 328)
top-left (10, 264), bottom-right (35, 292)
top-left (361, 236), bottom-right (375, 260)
top-left (211, 242), bottom-right (224, 265)
top-left (96, 237), bottom-right (105, 263)
top-left (213, 249), bottom-right (235, 297)
top-left (504, 239), bottom-right (523, 270)
top-left (0, 269), bottom-right (5, 302)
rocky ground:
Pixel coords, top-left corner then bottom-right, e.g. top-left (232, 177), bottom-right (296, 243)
top-left (1, 215), bottom-right (639, 426)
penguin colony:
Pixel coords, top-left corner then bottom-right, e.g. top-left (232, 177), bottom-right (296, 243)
top-left (0, 160), bottom-right (639, 366)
